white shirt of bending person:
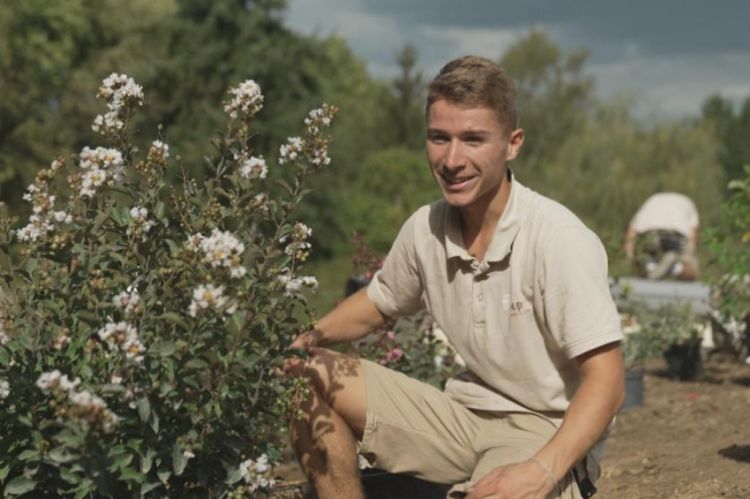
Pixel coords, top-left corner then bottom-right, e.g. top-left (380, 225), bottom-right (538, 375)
top-left (628, 192), bottom-right (699, 238)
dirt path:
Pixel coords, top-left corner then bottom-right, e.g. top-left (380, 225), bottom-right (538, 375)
top-left (598, 358), bottom-right (750, 498)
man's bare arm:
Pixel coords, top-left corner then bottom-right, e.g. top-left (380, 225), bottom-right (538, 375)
top-left (291, 287), bottom-right (388, 350)
top-left (467, 342), bottom-right (625, 498)
top-left (534, 342), bottom-right (625, 479)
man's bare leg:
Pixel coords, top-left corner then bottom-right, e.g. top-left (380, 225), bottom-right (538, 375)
top-left (289, 349), bottom-right (367, 499)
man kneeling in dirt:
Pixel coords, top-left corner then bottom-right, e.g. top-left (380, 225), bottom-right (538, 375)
top-left (286, 56), bottom-right (625, 499)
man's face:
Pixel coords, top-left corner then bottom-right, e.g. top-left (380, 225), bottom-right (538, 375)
top-left (426, 99), bottom-right (523, 210)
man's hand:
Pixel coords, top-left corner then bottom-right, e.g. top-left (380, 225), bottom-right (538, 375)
top-left (283, 329), bottom-right (322, 377)
top-left (466, 460), bottom-right (556, 499)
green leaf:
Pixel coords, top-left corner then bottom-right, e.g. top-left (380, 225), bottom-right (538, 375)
top-left (157, 467), bottom-right (171, 485)
top-left (158, 312), bottom-right (189, 331)
top-left (140, 481), bottom-right (162, 496)
top-left (149, 341), bottom-right (176, 357)
top-left (0, 464), bottom-right (9, 481)
top-left (137, 397), bottom-right (150, 423)
top-left (149, 411), bottom-right (160, 434)
top-left (47, 447), bottom-right (78, 464)
top-left (4, 476), bottom-right (36, 496)
top-left (225, 465), bottom-right (242, 485)
top-left (140, 449), bottom-right (156, 474)
top-left (172, 442), bottom-right (188, 476)
top-left (59, 467), bottom-right (81, 485)
top-left (184, 358), bottom-right (208, 369)
top-left (76, 310), bottom-right (98, 325)
top-left (109, 452), bottom-right (134, 471)
top-left (17, 449), bottom-right (39, 461)
top-left (118, 467), bottom-right (144, 482)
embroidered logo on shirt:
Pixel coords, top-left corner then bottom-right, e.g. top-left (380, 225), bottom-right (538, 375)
top-left (503, 294), bottom-right (531, 315)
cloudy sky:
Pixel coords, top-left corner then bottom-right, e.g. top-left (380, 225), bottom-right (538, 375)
top-left (284, 0), bottom-right (750, 118)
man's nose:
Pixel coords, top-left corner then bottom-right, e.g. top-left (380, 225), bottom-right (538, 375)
top-left (443, 139), bottom-right (465, 169)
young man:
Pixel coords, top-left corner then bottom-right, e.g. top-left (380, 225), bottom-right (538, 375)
top-left (286, 56), bottom-right (624, 499)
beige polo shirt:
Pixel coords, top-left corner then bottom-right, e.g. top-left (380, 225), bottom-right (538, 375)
top-left (367, 175), bottom-right (623, 414)
top-left (629, 192), bottom-right (699, 238)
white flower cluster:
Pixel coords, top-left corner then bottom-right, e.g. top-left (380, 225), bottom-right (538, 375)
top-left (36, 369), bottom-right (81, 392)
top-left (189, 229), bottom-right (247, 278)
top-left (68, 389), bottom-right (120, 433)
top-left (0, 378), bottom-right (10, 401)
top-left (113, 288), bottom-right (142, 315)
top-left (36, 370), bottom-right (119, 432)
top-left (304, 105), bottom-right (334, 135)
top-left (126, 206), bottom-right (156, 240)
top-left (188, 283), bottom-right (237, 318)
top-left (53, 330), bottom-right (71, 350)
top-left (248, 193), bottom-right (270, 214)
top-left (92, 73), bottom-right (144, 136)
top-left (17, 160), bottom-right (71, 242)
top-left (280, 222), bottom-right (312, 260)
top-left (304, 104), bottom-right (336, 167)
top-left (239, 454), bottom-right (275, 493)
top-left (97, 321), bottom-right (145, 363)
top-left (278, 137), bottom-right (304, 165)
top-left (239, 156), bottom-right (268, 180)
top-left (78, 146), bottom-right (125, 199)
top-left (277, 271), bottom-right (318, 297)
top-left (148, 140), bottom-right (170, 162)
top-left (0, 328), bottom-right (8, 346)
top-left (16, 215), bottom-right (55, 243)
top-left (309, 146), bottom-right (331, 167)
top-left (224, 79), bottom-right (264, 119)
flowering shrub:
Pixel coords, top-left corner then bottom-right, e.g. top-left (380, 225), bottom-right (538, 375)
top-left (0, 74), bottom-right (336, 497)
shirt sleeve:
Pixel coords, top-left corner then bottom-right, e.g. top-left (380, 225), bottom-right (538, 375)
top-left (366, 212), bottom-right (424, 318)
top-left (540, 227), bottom-right (623, 359)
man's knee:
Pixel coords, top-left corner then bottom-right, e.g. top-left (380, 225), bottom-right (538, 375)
top-left (295, 349), bottom-right (367, 433)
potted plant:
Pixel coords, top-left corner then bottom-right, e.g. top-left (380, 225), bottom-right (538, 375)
top-left (620, 302), bottom-right (701, 410)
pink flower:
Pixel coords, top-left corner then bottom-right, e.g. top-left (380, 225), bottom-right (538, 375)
top-left (385, 348), bottom-right (403, 363)
top-left (385, 331), bottom-right (396, 341)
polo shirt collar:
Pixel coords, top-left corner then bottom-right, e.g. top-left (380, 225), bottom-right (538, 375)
top-left (444, 170), bottom-right (524, 263)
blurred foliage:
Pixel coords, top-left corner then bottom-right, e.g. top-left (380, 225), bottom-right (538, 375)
top-left (702, 94), bottom-right (750, 182)
top-left (706, 165), bottom-right (750, 319)
top-left (339, 147), bottom-right (436, 254)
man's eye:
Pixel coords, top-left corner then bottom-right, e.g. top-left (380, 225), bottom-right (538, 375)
top-left (429, 136), bottom-right (448, 143)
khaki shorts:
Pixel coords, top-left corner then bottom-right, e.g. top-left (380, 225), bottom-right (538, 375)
top-left (358, 359), bottom-right (585, 499)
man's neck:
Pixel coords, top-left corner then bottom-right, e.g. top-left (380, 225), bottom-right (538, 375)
top-left (459, 175), bottom-right (512, 261)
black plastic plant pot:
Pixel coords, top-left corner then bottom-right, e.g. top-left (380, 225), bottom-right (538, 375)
top-left (620, 368), bottom-right (644, 412)
top-left (663, 339), bottom-right (703, 381)
top-left (360, 469), bottom-right (451, 499)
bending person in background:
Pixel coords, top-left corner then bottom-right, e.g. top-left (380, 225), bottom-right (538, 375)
top-left (624, 192), bottom-right (700, 281)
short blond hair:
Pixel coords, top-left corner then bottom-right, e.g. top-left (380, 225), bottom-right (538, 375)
top-left (427, 55), bottom-right (517, 132)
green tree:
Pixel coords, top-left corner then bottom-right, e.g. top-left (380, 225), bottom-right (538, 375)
top-left (385, 44), bottom-right (425, 149)
top-left (339, 148), bottom-right (436, 253)
top-left (702, 94), bottom-right (750, 182)
top-left (500, 30), bottom-right (594, 172)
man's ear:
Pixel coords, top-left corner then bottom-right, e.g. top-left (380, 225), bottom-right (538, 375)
top-left (506, 128), bottom-right (525, 161)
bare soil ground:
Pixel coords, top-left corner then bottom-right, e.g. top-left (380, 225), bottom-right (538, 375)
top-left (274, 357), bottom-right (750, 498)
top-left (599, 357), bottom-right (750, 498)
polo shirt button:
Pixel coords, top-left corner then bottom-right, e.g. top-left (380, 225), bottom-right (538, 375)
top-left (477, 293), bottom-right (483, 301)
